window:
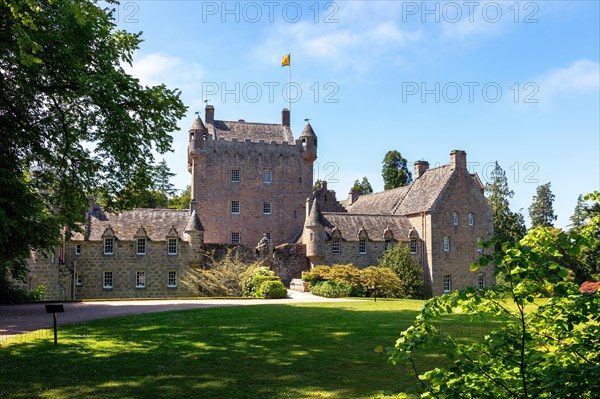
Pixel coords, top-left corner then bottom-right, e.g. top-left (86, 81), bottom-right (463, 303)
top-left (103, 271), bottom-right (113, 289)
top-left (452, 212), bottom-right (459, 225)
top-left (103, 237), bottom-right (114, 255)
top-left (263, 170), bottom-right (272, 184)
top-left (136, 270), bottom-right (145, 288)
top-left (263, 201), bottom-right (272, 215)
top-left (231, 232), bottom-right (240, 244)
top-left (385, 239), bottom-right (392, 250)
top-left (231, 169), bottom-right (240, 183)
top-left (410, 239), bottom-right (418, 254)
top-left (469, 212), bottom-right (474, 226)
top-left (443, 236), bottom-right (450, 252)
top-left (76, 274), bottom-right (82, 286)
top-left (332, 239), bottom-right (340, 254)
top-left (477, 237), bottom-right (483, 253)
top-left (477, 273), bottom-right (485, 289)
top-left (231, 200), bottom-right (240, 214)
top-left (167, 237), bottom-right (178, 255)
top-left (75, 244), bottom-right (81, 256)
top-left (265, 232), bottom-right (271, 242)
top-left (136, 238), bottom-right (147, 255)
top-left (359, 238), bottom-right (367, 254)
top-left (168, 270), bottom-right (177, 288)
top-left (443, 274), bottom-right (452, 293)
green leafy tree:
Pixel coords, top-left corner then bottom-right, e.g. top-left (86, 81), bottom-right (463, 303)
top-left (351, 176), bottom-right (373, 195)
top-left (360, 266), bottom-right (402, 299)
top-left (485, 162), bottom-right (527, 251)
top-left (382, 150), bottom-right (412, 190)
top-left (0, 0), bottom-right (186, 290)
top-left (529, 182), bottom-right (558, 228)
top-left (167, 185), bottom-right (191, 209)
top-left (313, 179), bottom-right (323, 192)
top-left (389, 222), bottom-right (599, 398)
top-left (377, 244), bottom-right (425, 299)
top-left (570, 194), bottom-right (588, 229)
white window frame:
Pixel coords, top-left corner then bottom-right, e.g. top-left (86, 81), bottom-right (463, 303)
top-left (452, 212), bottom-right (459, 226)
top-left (263, 169), bottom-right (272, 184)
top-left (167, 237), bottom-right (178, 255)
top-left (103, 237), bottom-right (114, 255)
top-left (231, 232), bottom-right (241, 244)
top-left (103, 271), bottom-right (113, 289)
top-left (76, 274), bottom-right (82, 286)
top-left (443, 274), bottom-right (452, 293)
top-left (410, 239), bottom-right (418, 254)
top-left (231, 200), bottom-right (240, 214)
top-left (136, 237), bottom-right (147, 255)
top-left (443, 236), bottom-right (450, 252)
top-left (75, 244), bottom-right (81, 256)
top-left (167, 270), bottom-right (177, 288)
top-left (477, 237), bottom-right (483, 253)
top-left (136, 270), bottom-right (145, 288)
top-left (263, 201), bottom-right (272, 215)
top-left (477, 273), bottom-right (485, 289)
top-left (359, 238), bottom-right (367, 254)
top-left (468, 212), bottom-right (474, 226)
top-left (231, 169), bottom-right (240, 183)
top-left (332, 239), bottom-right (340, 254)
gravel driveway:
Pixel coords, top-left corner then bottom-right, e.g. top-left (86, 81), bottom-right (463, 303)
top-left (0, 291), bottom-right (354, 341)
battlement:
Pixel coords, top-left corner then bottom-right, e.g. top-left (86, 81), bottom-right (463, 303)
top-left (190, 134), bottom-right (307, 156)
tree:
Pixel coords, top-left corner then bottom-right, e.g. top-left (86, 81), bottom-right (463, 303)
top-left (155, 159), bottom-right (177, 198)
top-left (389, 222), bottom-right (599, 398)
top-left (313, 179), bottom-right (323, 192)
top-left (377, 243), bottom-right (425, 299)
top-left (167, 185), bottom-right (191, 209)
top-left (0, 0), bottom-right (186, 292)
top-left (351, 176), bottom-right (373, 195)
top-left (529, 182), bottom-right (558, 228)
top-left (382, 150), bottom-right (412, 190)
top-left (485, 162), bottom-right (527, 251)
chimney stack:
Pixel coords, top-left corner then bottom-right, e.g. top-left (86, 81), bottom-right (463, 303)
top-left (414, 160), bottom-right (429, 179)
top-left (450, 150), bottom-right (466, 170)
top-left (282, 108), bottom-right (290, 127)
top-left (348, 189), bottom-right (362, 205)
top-left (205, 104), bottom-right (214, 124)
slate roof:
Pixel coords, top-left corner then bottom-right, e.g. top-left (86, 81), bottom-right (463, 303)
top-left (396, 165), bottom-right (454, 215)
top-left (344, 186), bottom-right (410, 215)
top-left (71, 208), bottom-right (193, 241)
top-left (207, 120), bottom-right (293, 143)
top-left (321, 212), bottom-right (415, 242)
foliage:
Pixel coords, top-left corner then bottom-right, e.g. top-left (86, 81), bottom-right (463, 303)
top-left (241, 266), bottom-right (282, 298)
top-left (0, 0), bottom-right (186, 290)
top-left (190, 248), bottom-right (262, 297)
top-left (313, 179), bottom-right (323, 192)
top-left (484, 161), bottom-right (527, 252)
top-left (0, 279), bottom-right (46, 304)
top-left (529, 182), bottom-right (558, 228)
top-left (377, 244), bottom-right (425, 299)
top-left (257, 279), bottom-right (288, 299)
top-left (389, 222), bottom-right (600, 398)
top-left (167, 185), bottom-right (191, 209)
top-left (569, 193), bottom-right (600, 281)
top-left (360, 266), bottom-right (402, 299)
top-left (310, 280), bottom-right (353, 298)
top-left (382, 150), bottom-right (412, 190)
top-left (351, 177), bottom-right (373, 195)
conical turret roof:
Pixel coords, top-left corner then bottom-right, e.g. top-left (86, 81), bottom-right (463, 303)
top-left (185, 209), bottom-right (204, 232)
top-left (300, 122), bottom-right (317, 138)
top-left (190, 115), bottom-right (207, 131)
top-left (306, 199), bottom-right (323, 227)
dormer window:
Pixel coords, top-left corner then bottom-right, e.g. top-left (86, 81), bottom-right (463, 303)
top-left (136, 238), bottom-right (147, 255)
top-left (168, 237), bottom-right (178, 255)
top-left (359, 238), bottom-right (367, 254)
top-left (103, 237), bottom-right (114, 255)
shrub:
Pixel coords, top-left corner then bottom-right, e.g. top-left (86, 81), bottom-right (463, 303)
top-left (377, 243), bottom-right (425, 299)
top-left (303, 264), bottom-right (363, 295)
top-left (241, 266), bottom-right (282, 298)
top-left (359, 267), bottom-right (402, 298)
top-left (310, 280), bottom-right (352, 298)
top-left (28, 285), bottom-right (46, 302)
top-left (257, 280), bottom-right (288, 299)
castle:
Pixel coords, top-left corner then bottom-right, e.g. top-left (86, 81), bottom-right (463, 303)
top-left (25, 105), bottom-right (493, 299)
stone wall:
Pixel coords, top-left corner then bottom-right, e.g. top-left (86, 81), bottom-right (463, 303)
top-left (271, 243), bottom-right (310, 286)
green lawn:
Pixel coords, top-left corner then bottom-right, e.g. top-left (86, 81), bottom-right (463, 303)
top-left (0, 300), bottom-right (495, 399)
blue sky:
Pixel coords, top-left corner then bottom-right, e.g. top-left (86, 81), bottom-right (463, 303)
top-left (114, 0), bottom-right (599, 228)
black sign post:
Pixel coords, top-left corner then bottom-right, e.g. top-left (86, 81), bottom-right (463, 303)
top-left (45, 304), bottom-right (64, 345)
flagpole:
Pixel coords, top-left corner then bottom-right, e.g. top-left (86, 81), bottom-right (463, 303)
top-left (288, 53), bottom-right (291, 113)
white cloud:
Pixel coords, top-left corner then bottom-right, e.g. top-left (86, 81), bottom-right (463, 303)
top-left (536, 60), bottom-right (600, 96)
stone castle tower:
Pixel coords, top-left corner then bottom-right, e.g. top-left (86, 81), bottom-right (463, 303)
top-left (187, 105), bottom-right (317, 247)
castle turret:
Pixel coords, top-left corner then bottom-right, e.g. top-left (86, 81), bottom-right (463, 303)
top-left (304, 197), bottom-right (324, 264)
top-left (185, 202), bottom-right (205, 268)
top-left (299, 122), bottom-right (317, 163)
top-left (188, 114), bottom-right (209, 171)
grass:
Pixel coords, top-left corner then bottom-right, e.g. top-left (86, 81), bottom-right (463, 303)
top-left (0, 300), bottom-right (497, 399)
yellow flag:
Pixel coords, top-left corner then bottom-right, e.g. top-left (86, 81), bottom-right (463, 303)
top-left (281, 54), bottom-right (290, 67)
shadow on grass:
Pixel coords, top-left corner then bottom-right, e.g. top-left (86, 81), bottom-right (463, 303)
top-left (0, 302), bottom-right (491, 399)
